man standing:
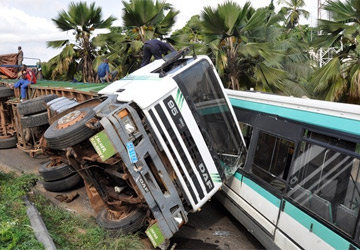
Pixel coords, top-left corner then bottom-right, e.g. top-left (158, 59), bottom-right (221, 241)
top-left (141, 39), bottom-right (175, 67)
top-left (17, 46), bottom-right (23, 66)
top-left (97, 58), bottom-right (118, 83)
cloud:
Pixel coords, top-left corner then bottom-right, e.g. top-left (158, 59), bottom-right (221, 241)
top-left (0, 6), bottom-right (72, 62)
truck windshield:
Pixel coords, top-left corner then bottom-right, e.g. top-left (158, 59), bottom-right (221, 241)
top-left (174, 59), bottom-right (245, 179)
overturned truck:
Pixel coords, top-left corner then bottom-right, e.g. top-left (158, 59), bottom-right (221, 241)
top-left (42, 49), bottom-right (246, 248)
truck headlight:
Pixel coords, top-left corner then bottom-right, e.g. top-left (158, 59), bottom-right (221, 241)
top-left (123, 117), bottom-right (137, 134)
top-left (174, 211), bottom-right (184, 227)
top-left (117, 109), bottom-right (138, 135)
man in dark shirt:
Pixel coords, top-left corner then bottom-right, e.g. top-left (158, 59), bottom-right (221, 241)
top-left (141, 39), bottom-right (175, 67)
top-left (97, 58), bottom-right (118, 83)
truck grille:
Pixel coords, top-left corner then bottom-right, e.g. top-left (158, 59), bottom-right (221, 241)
top-left (148, 109), bottom-right (199, 204)
top-left (148, 95), bottom-right (215, 204)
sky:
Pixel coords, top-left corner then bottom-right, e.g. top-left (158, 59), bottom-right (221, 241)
top-left (0, 0), bottom-right (318, 65)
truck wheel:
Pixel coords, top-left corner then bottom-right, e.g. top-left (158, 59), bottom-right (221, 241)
top-left (44, 107), bottom-right (96, 150)
top-left (0, 135), bottom-right (17, 149)
top-left (96, 208), bottom-right (146, 233)
top-left (0, 86), bottom-right (14, 99)
top-left (20, 111), bottom-right (49, 128)
top-left (39, 161), bottom-right (76, 182)
top-left (42, 173), bottom-right (83, 192)
top-left (18, 94), bottom-right (57, 115)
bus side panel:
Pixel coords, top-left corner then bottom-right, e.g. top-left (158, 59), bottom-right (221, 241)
top-left (278, 201), bottom-right (352, 250)
top-left (225, 173), bottom-right (279, 235)
top-left (241, 176), bottom-right (280, 225)
top-left (222, 184), bottom-right (275, 236)
top-left (274, 229), bottom-right (301, 250)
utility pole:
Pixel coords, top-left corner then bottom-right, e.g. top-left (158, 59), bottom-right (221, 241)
top-left (316, 0), bottom-right (337, 67)
top-left (317, 0), bottom-right (329, 26)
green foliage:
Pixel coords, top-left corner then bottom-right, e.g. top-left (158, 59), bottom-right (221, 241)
top-left (31, 195), bottom-right (143, 249)
top-left (122, 0), bottom-right (179, 42)
top-left (48, 1), bottom-right (116, 82)
top-left (277, 0), bottom-right (309, 28)
top-left (0, 171), bottom-right (143, 249)
top-left (52, 2), bottom-right (116, 34)
top-left (199, 0), bottom-right (311, 96)
top-left (170, 15), bottom-right (208, 57)
top-left (311, 0), bottom-right (360, 103)
top-left (0, 172), bottom-right (42, 250)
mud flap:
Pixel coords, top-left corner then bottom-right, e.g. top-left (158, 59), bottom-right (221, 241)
top-left (146, 223), bottom-right (166, 248)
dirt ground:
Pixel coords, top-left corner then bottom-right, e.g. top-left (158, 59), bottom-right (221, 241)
top-left (0, 147), bottom-right (263, 249)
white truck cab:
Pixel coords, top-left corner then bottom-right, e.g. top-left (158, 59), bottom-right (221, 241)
top-left (44, 48), bottom-right (246, 248)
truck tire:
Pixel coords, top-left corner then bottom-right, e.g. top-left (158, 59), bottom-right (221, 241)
top-left (0, 86), bottom-right (14, 99)
top-left (96, 208), bottom-right (146, 233)
top-left (18, 94), bottom-right (57, 115)
top-left (44, 107), bottom-right (96, 150)
top-left (42, 173), bottom-right (83, 192)
top-left (20, 111), bottom-right (49, 128)
top-left (39, 161), bottom-right (76, 182)
top-left (0, 135), bottom-right (17, 149)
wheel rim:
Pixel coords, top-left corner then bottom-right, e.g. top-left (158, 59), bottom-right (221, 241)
top-left (0, 135), bottom-right (14, 139)
top-left (107, 208), bottom-right (137, 221)
top-left (57, 110), bottom-right (86, 129)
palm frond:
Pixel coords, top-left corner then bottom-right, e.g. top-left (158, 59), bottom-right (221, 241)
top-left (324, 0), bottom-right (356, 22)
top-left (310, 57), bottom-right (341, 93)
top-left (348, 64), bottom-right (360, 102)
top-left (242, 8), bottom-right (267, 32)
top-left (254, 63), bottom-right (287, 92)
top-left (47, 40), bottom-right (69, 48)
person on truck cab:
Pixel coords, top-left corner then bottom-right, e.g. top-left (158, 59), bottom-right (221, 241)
top-left (141, 39), bottom-right (175, 67)
top-left (97, 58), bottom-right (118, 83)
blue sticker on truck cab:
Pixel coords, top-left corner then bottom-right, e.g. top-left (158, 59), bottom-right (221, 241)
top-left (126, 141), bottom-right (138, 163)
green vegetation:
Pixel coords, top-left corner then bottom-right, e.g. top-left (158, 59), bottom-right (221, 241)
top-left (47, 2), bottom-right (116, 82)
top-left (0, 172), bottom-right (43, 249)
top-left (0, 171), bottom-right (143, 250)
top-left (41, 0), bottom-right (360, 104)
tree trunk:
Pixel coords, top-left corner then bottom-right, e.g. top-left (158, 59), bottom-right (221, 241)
top-left (82, 33), bottom-right (95, 83)
top-left (227, 38), bottom-right (240, 90)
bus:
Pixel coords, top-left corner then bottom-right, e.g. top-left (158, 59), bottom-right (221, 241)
top-left (216, 90), bottom-right (360, 249)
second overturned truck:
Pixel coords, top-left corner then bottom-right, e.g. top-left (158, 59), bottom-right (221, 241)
top-left (43, 49), bottom-right (246, 247)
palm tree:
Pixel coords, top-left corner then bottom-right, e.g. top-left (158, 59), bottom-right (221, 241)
top-left (201, 1), bottom-right (293, 93)
top-left (48, 2), bottom-right (116, 82)
top-left (122, 0), bottom-right (179, 42)
top-left (92, 27), bottom-right (144, 77)
top-left (43, 44), bottom-right (78, 81)
top-left (169, 15), bottom-right (209, 56)
top-left (171, 15), bottom-right (204, 44)
top-left (310, 0), bottom-right (360, 104)
top-left (92, 0), bottom-right (178, 77)
top-left (278, 0), bottom-right (310, 29)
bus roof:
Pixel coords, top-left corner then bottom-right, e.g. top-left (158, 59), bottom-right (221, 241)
top-left (226, 90), bottom-right (360, 121)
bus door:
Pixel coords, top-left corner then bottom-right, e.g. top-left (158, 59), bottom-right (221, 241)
top-left (232, 113), bottom-right (301, 239)
top-left (278, 130), bottom-right (360, 249)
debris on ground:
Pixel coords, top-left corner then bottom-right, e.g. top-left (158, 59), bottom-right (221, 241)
top-left (55, 192), bottom-right (79, 203)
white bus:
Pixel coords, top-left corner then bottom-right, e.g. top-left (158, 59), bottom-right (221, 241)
top-left (217, 90), bottom-right (360, 249)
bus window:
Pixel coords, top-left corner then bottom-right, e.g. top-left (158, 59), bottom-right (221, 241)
top-left (239, 122), bottom-right (252, 150)
top-left (251, 131), bottom-right (294, 192)
top-left (288, 133), bottom-right (360, 238)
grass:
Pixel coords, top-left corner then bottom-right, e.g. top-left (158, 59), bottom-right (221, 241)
top-left (0, 172), bottom-right (43, 250)
top-left (0, 171), bottom-right (145, 250)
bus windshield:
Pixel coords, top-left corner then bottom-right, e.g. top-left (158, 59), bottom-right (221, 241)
top-left (174, 59), bottom-right (245, 179)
